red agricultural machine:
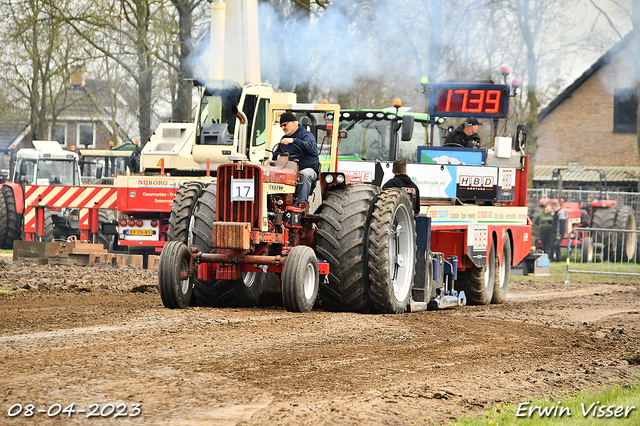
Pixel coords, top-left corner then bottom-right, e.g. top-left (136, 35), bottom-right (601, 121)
top-left (159, 90), bottom-right (533, 313)
top-left (159, 103), bottom-right (375, 312)
top-left (532, 167), bottom-right (636, 261)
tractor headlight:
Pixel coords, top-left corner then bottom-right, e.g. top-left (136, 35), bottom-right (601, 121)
top-left (325, 174), bottom-right (334, 184)
top-left (336, 174), bottom-right (345, 184)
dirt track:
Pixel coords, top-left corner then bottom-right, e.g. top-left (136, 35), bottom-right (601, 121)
top-left (0, 260), bottom-right (639, 425)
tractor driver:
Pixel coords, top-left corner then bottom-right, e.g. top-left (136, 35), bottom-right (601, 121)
top-left (443, 117), bottom-right (482, 148)
top-left (276, 112), bottom-right (320, 206)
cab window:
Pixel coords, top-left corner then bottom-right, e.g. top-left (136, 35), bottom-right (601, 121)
top-left (14, 159), bottom-right (36, 184)
top-left (252, 98), bottom-right (269, 147)
top-left (397, 121), bottom-right (428, 162)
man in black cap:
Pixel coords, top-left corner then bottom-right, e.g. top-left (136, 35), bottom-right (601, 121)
top-left (382, 160), bottom-right (420, 215)
top-left (275, 112), bottom-right (320, 206)
top-left (443, 117), bottom-right (482, 148)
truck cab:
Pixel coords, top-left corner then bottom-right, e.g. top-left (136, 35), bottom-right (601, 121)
top-left (140, 81), bottom-right (297, 175)
top-left (13, 140), bottom-right (81, 186)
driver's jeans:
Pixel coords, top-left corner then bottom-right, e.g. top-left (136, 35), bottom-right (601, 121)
top-left (296, 168), bottom-right (317, 205)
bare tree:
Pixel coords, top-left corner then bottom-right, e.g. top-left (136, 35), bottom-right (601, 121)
top-left (56, 0), bottom-right (158, 146)
top-left (166, 0), bottom-right (208, 122)
top-left (0, 0), bottom-right (86, 142)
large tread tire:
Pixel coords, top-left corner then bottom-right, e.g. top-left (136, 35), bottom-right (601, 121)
top-left (168, 181), bottom-right (204, 244)
top-left (591, 206), bottom-right (618, 260)
top-left (282, 246), bottom-right (319, 313)
top-left (612, 205), bottom-right (636, 261)
top-left (158, 241), bottom-right (192, 309)
top-left (0, 192), bottom-right (7, 248)
top-left (491, 236), bottom-right (511, 304)
top-left (2, 186), bottom-right (22, 249)
top-left (316, 184), bottom-right (380, 313)
top-left (190, 182), bottom-right (263, 307)
top-left (94, 209), bottom-right (116, 249)
top-left (42, 209), bottom-right (54, 242)
top-left (368, 189), bottom-right (416, 314)
top-left (457, 239), bottom-right (496, 305)
top-left (581, 236), bottom-right (594, 263)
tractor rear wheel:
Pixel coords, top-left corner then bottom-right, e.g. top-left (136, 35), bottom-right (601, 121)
top-left (42, 209), bottom-right (54, 242)
top-left (491, 236), bottom-right (511, 304)
top-left (282, 246), bottom-right (319, 312)
top-left (159, 241), bottom-right (192, 309)
top-left (190, 183), bottom-right (263, 307)
top-left (2, 186), bottom-right (22, 249)
top-left (367, 189), bottom-right (416, 314)
top-left (168, 181), bottom-right (204, 244)
top-left (591, 206), bottom-right (618, 260)
top-left (612, 205), bottom-right (636, 261)
top-left (457, 239), bottom-right (496, 305)
top-left (316, 184), bottom-right (380, 312)
top-left (0, 191), bottom-right (7, 248)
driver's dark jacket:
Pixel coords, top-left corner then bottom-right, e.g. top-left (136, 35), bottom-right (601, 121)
top-left (382, 173), bottom-right (420, 215)
top-left (443, 124), bottom-right (480, 148)
top-left (273, 124), bottom-right (320, 172)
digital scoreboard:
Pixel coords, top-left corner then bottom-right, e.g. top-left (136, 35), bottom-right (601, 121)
top-left (429, 83), bottom-right (510, 118)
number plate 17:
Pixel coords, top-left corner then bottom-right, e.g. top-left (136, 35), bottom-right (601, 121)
top-left (231, 178), bottom-right (255, 202)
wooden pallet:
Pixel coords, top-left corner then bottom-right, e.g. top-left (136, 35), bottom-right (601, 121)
top-left (13, 241), bottom-right (145, 269)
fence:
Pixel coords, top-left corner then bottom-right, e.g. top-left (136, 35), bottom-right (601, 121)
top-left (565, 227), bottom-right (640, 282)
top-left (528, 188), bottom-right (640, 225)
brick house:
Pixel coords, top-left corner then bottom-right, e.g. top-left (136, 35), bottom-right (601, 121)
top-left (49, 65), bottom-right (132, 150)
top-left (0, 122), bottom-right (30, 171)
top-left (535, 32), bottom-right (639, 191)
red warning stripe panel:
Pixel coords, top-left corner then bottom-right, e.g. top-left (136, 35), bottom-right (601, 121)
top-left (24, 208), bottom-right (100, 233)
top-left (24, 185), bottom-right (117, 209)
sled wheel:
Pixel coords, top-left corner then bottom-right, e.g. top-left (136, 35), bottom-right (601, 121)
top-left (159, 241), bottom-right (192, 309)
top-left (492, 236), bottom-right (511, 304)
top-left (282, 246), bottom-right (319, 313)
top-left (458, 239), bottom-right (496, 305)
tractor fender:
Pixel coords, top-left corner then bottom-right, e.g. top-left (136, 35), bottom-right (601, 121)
top-left (2, 183), bottom-right (25, 214)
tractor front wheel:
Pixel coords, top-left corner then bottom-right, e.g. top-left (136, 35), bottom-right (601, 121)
top-left (2, 186), bottom-right (22, 249)
top-left (581, 236), bottom-right (594, 262)
top-left (282, 246), bottom-right (319, 312)
top-left (159, 241), bottom-right (192, 309)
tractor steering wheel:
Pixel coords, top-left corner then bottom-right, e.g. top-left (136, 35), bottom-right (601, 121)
top-left (273, 142), bottom-right (304, 161)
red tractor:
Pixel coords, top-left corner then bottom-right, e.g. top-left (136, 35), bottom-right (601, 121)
top-left (532, 168), bottom-right (636, 261)
top-left (158, 103), bottom-right (419, 313)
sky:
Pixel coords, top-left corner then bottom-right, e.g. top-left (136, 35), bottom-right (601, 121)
top-left (187, 0), bottom-right (635, 109)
